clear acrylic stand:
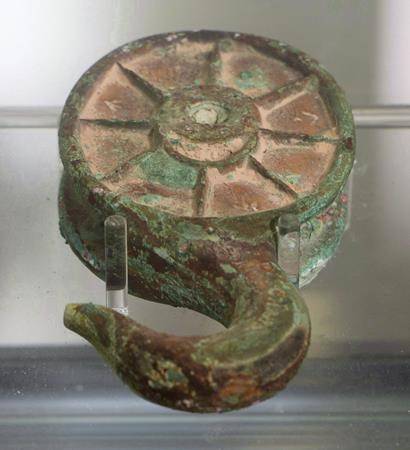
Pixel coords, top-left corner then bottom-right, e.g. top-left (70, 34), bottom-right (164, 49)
top-left (104, 215), bottom-right (129, 316)
top-left (275, 213), bottom-right (300, 287)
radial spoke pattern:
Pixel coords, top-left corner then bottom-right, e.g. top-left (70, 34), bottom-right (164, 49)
top-left (76, 34), bottom-right (341, 217)
top-left (80, 118), bottom-right (152, 129)
top-left (79, 120), bottom-right (153, 177)
top-left (255, 75), bottom-right (318, 104)
top-left (205, 38), bottom-right (302, 98)
top-left (256, 127), bottom-right (340, 146)
top-left (119, 37), bottom-right (215, 92)
top-left (250, 154), bottom-right (299, 198)
top-left (205, 41), bottom-right (223, 86)
top-left (117, 63), bottom-right (165, 103)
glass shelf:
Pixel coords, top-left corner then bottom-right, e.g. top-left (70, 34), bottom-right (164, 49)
top-left (0, 121), bottom-right (409, 449)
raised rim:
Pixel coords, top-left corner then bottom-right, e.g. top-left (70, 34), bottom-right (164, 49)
top-left (59, 30), bottom-right (355, 225)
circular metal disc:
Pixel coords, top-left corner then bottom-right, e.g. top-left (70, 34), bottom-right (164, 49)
top-left (60, 31), bottom-right (354, 220)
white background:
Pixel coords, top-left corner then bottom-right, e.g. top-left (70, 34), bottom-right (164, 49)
top-left (1, 0), bottom-right (410, 107)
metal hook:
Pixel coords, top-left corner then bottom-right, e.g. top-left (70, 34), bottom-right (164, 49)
top-left (64, 215), bottom-right (310, 413)
top-left (58, 28), bottom-right (355, 413)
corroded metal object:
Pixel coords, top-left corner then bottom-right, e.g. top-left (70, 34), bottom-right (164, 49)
top-left (59, 31), bottom-right (355, 412)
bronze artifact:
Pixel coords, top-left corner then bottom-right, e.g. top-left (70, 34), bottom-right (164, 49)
top-left (59, 30), bottom-right (355, 412)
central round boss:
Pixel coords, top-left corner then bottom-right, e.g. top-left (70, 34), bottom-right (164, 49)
top-left (156, 85), bottom-right (260, 165)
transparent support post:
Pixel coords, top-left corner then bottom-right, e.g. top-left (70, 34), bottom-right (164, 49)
top-left (104, 215), bottom-right (128, 316)
top-left (275, 213), bottom-right (301, 287)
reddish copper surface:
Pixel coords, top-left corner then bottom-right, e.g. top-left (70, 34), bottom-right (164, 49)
top-left (59, 30), bottom-right (355, 413)
top-left (77, 33), bottom-right (340, 219)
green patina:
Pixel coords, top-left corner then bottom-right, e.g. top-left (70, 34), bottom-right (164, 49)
top-left (174, 221), bottom-right (220, 243)
top-left (139, 194), bottom-right (163, 204)
top-left (220, 263), bottom-right (237, 274)
top-left (236, 67), bottom-right (269, 91)
top-left (137, 149), bottom-right (198, 189)
top-left (59, 30), bottom-right (354, 413)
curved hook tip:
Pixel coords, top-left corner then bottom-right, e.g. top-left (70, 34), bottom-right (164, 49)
top-left (62, 247), bottom-right (311, 413)
top-left (64, 303), bottom-right (114, 351)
